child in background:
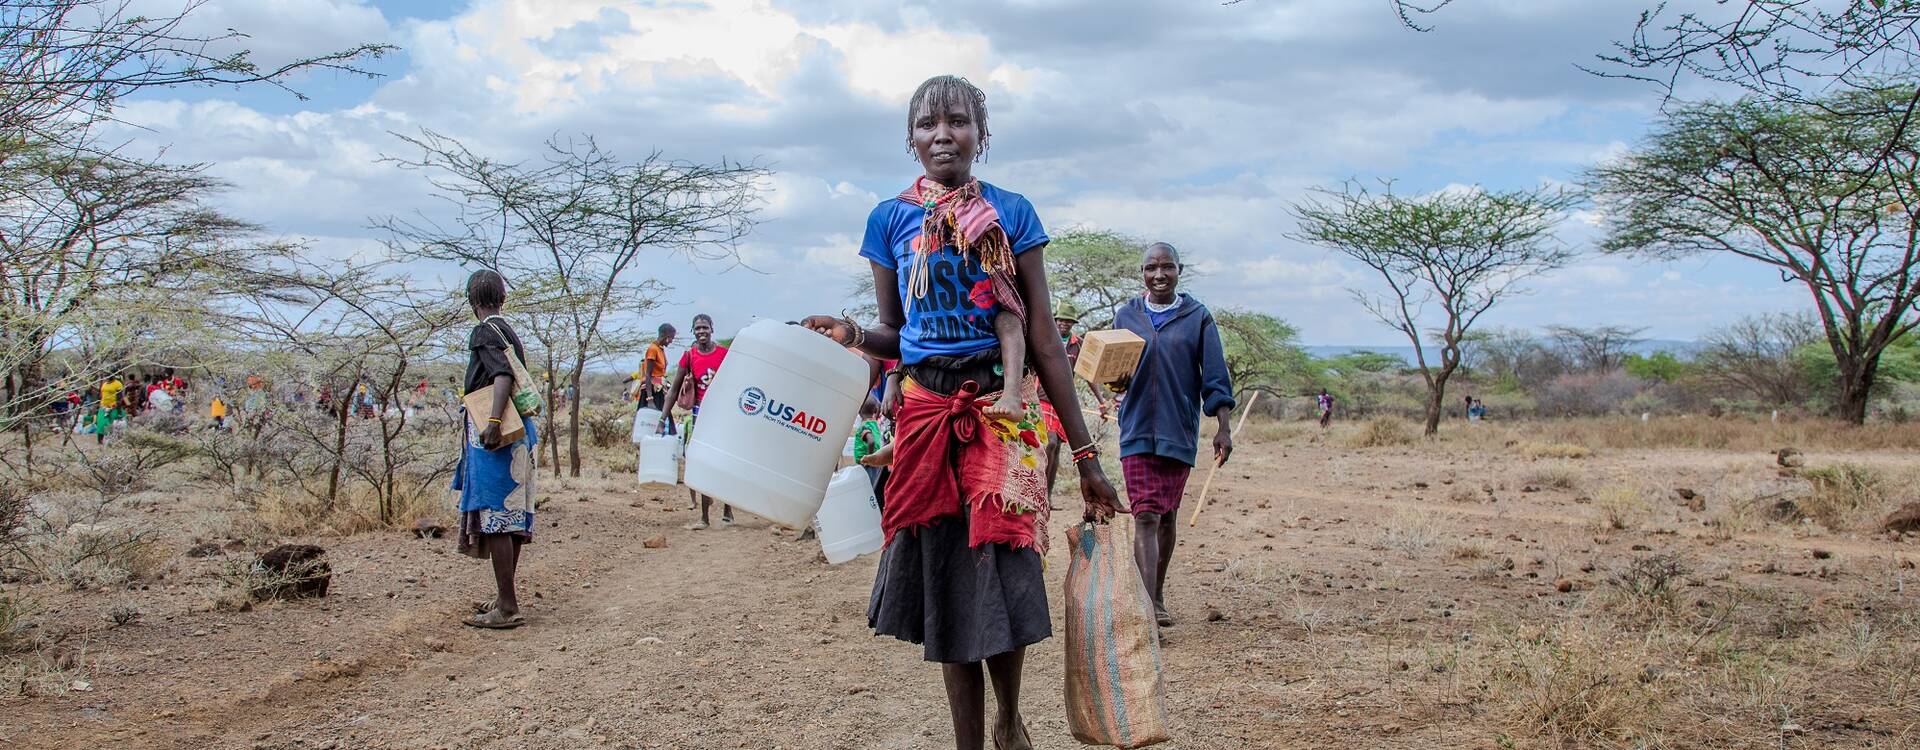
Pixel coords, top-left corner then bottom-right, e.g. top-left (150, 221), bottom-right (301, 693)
top-left (210, 396), bottom-right (228, 430)
top-left (853, 398), bottom-right (885, 473)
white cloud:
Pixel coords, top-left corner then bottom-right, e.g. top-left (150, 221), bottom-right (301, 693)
top-left (100, 0), bottom-right (1794, 353)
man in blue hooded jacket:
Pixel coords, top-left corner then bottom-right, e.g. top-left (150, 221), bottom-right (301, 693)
top-left (1109, 241), bottom-right (1235, 627)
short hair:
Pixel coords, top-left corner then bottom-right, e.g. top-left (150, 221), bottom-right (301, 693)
top-left (658, 323), bottom-right (676, 336)
top-left (907, 75), bottom-right (991, 159)
top-left (467, 269), bottom-right (507, 308)
top-left (1144, 241), bottom-right (1182, 265)
top-left (692, 313), bottom-right (713, 327)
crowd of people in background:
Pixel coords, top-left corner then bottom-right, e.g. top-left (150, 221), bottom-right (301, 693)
top-left (40, 365), bottom-right (476, 447)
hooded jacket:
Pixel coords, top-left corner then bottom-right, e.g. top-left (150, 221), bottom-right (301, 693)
top-left (1113, 293), bottom-right (1236, 466)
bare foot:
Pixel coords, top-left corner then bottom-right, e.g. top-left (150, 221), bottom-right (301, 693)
top-left (860, 446), bottom-right (893, 467)
top-left (982, 394), bottom-right (1024, 423)
top-left (993, 713), bottom-right (1033, 750)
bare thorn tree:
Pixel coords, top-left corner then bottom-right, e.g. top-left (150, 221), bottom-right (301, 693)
top-left (1545, 324), bottom-right (1649, 373)
top-left (0, 0), bottom-right (394, 151)
top-left (1290, 181), bottom-right (1580, 435)
top-left (376, 130), bottom-right (766, 476)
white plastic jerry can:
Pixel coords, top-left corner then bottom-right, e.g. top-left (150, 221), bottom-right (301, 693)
top-left (632, 407), bottom-right (663, 444)
top-left (815, 466), bottom-right (883, 564)
top-left (683, 320), bottom-right (868, 528)
top-left (637, 434), bottom-right (680, 486)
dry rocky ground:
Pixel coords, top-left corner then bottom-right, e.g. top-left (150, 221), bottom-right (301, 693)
top-left (3, 418), bottom-right (1918, 749)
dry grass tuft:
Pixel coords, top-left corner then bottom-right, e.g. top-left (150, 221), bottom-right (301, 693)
top-left (1482, 622), bottom-right (1663, 746)
top-left (0, 595), bottom-right (35, 655)
top-left (240, 484), bottom-right (449, 538)
top-left (1519, 463), bottom-right (1582, 491)
top-left (1377, 508), bottom-right (1441, 556)
top-left (1799, 463), bottom-right (1889, 531)
top-left (1449, 541), bottom-right (1493, 560)
top-left (1515, 441), bottom-right (1593, 460)
top-left (1501, 416), bottom-right (1920, 452)
top-left (1349, 418), bottom-right (1415, 448)
top-left (1592, 485), bottom-right (1651, 532)
top-left (1599, 553), bottom-right (1690, 624)
top-left (209, 556), bottom-right (326, 611)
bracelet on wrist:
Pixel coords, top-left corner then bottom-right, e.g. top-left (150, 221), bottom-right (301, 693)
top-left (842, 317), bottom-right (866, 349)
top-left (487, 417), bottom-right (503, 424)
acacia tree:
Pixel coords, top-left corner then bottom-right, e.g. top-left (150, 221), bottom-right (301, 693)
top-left (379, 130), bottom-right (764, 477)
top-left (226, 258), bottom-right (464, 517)
top-left (0, 0), bottom-right (392, 153)
top-left (0, 146), bottom-right (298, 465)
top-left (845, 226), bottom-right (1146, 328)
top-left (1697, 312), bottom-right (1822, 408)
top-left (1589, 85), bottom-right (1920, 424)
top-left (1213, 308), bottom-right (1314, 400)
top-left (1290, 182), bottom-right (1578, 435)
top-left (1046, 228), bottom-right (1148, 329)
top-left (1545, 324), bottom-right (1648, 373)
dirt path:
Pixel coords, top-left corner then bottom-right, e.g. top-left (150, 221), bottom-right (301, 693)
top-left (6, 438), bottom-right (1915, 749)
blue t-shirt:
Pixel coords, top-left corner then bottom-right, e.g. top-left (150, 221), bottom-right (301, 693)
top-left (859, 182), bottom-right (1049, 365)
top-left (1147, 305), bottom-right (1177, 330)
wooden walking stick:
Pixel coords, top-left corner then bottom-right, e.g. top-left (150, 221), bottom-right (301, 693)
top-left (1187, 390), bottom-right (1259, 527)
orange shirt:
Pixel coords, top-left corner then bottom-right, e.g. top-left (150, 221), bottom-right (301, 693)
top-left (644, 343), bottom-right (669, 383)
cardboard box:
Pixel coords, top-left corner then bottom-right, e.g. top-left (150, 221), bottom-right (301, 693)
top-left (1075, 329), bottom-right (1146, 384)
top-left (463, 385), bottom-right (526, 445)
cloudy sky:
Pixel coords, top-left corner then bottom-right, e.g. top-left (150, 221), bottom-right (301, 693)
top-left (111, 0), bottom-right (1805, 354)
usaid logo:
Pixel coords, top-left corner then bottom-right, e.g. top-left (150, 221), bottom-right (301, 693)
top-left (735, 384), bottom-right (828, 440)
top-left (739, 387), bottom-right (767, 416)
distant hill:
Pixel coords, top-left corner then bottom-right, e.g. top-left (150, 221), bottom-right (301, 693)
top-left (1303, 340), bottom-right (1704, 366)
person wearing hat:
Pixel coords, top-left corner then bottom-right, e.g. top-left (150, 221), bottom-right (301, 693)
top-left (1040, 304), bottom-right (1092, 500)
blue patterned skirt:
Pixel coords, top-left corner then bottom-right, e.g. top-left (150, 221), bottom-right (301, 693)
top-left (452, 415), bottom-right (538, 558)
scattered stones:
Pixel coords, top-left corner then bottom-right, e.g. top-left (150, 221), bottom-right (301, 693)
top-left (1554, 578), bottom-right (1574, 593)
top-left (412, 518), bottom-right (447, 539)
top-left (643, 534), bottom-right (668, 549)
top-left (1776, 447), bottom-right (1804, 468)
top-left (1579, 561), bottom-right (1596, 573)
top-left (1206, 608), bottom-right (1226, 622)
top-left (1811, 549), bottom-right (1832, 560)
top-left (1630, 544), bottom-right (1653, 552)
top-left (1674, 488), bottom-right (1697, 501)
top-left (185, 542), bottom-right (223, 558)
top-left (252, 544), bottom-right (330, 601)
top-left (1768, 498), bottom-right (1804, 522)
top-left (1391, 660), bottom-right (1409, 672)
top-left (1880, 502), bottom-right (1920, 534)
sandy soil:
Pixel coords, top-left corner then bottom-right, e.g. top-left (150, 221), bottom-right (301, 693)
top-left (4, 426), bottom-right (1917, 749)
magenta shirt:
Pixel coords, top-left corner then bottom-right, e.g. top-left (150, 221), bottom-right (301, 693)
top-left (678, 345), bottom-right (729, 406)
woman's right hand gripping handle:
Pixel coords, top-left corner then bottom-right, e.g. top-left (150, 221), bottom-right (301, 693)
top-left (799, 316), bottom-right (854, 346)
top-left (1078, 461), bottom-right (1125, 522)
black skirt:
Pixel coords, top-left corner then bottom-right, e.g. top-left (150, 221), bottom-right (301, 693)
top-left (867, 509), bottom-right (1051, 664)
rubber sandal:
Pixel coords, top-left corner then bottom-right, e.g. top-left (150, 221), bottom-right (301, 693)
top-left (462, 609), bottom-right (525, 630)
